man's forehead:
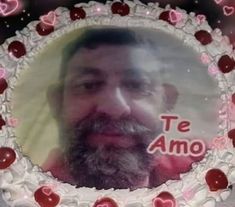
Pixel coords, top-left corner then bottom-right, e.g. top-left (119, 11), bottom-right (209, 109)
top-left (66, 45), bottom-right (163, 76)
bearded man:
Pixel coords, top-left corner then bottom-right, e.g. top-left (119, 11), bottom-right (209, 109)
top-left (43, 27), bottom-right (206, 190)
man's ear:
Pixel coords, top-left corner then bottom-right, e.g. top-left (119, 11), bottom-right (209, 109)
top-left (162, 83), bottom-right (179, 111)
top-left (47, 84), bottom-right (63, 120)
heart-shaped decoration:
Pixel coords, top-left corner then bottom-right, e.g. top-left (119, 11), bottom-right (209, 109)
top-left (0, 0), bottom-right (19, 16)
top-left (182, 188), bottom-right (195, 201)
top-left (223, 5), bottom-right (235, 16)
top-left (208, 65), bottom-right (219, 75)
top-left (169, 9), bottom-right (182, 23)
top-left (0, 147), bottom-right (16, 169)
top-left (8, 117), bottom-right (18, 127)
top-left (153, 192), bottom-right (176, 207)
top-left (218, 55), bottom-right (235, 73)
top-left (40, 11), bottom-right (56, 26)
top-left (211, 136), bottom-right (228, 150)
top-left (111, 2), bottom-right (130, 16)
top-left (41, 186), bottom-right (53, 196)
top-left (214, 0), bottom-right (223, 4)
top-left (200, 53), bottom-right (211, 64)
top-left (93, 198), bottom-right (118, 207)
top-left (196, 14), bottom-right (206, 24)
top-left (0, 3), bottom-right (7, 14)
top-left (34, 186), bottom-right (60, 207)
top-left (153, 197), bottom-right (174, 207)
top-left (205, 169), bottom-right (229, 191)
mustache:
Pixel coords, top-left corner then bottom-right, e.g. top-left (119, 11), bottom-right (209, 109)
top-left (72, 113), bottom-right (153, 137)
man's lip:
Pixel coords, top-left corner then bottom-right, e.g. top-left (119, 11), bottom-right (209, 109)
top-left (87, 133), bottom-right (135, 148)
top-left (99, 132), bottom-right (123, 136)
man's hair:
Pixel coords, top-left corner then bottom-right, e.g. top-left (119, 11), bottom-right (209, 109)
top-left (60, 27), bottom-right (155, 80)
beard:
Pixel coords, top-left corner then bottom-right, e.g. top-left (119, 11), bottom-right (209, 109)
top-left (60, 113), bottom-right (159, 190)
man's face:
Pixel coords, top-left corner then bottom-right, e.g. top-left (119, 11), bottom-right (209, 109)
top-left (59, 45), bottom-right (171, 189)
top-left (63, 45), bottom-right (166, 133)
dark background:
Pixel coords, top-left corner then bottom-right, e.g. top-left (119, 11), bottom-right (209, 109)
top-left (0, 0), bottom-right (235, 46)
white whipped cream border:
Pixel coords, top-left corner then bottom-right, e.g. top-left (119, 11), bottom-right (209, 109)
top-left (0, 1), bottom-right (235, 207)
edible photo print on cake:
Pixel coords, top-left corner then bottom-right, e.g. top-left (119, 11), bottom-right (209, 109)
top-left (12, 27), bottom-right (220, 189)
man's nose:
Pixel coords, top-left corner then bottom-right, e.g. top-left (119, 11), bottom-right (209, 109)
top-left (96, 87), bottom-right (131, 119)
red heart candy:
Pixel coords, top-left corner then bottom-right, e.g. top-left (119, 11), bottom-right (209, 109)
top-left (0, 147), bottom-right (16, 169)
top-left (111, 2), bottom-right (130, 16)
top-left (93, 197), bottom-right (118, 207)
top-left (34, 186), bottom-right (60, 207)
top-left (153, 197), bottom-right (174, 207)
top-left (205, 169), bottom-right (228, 191)
top-left (153, 192), bottom-right (176, 207)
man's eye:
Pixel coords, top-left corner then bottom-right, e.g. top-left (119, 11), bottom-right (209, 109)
top-left (123, 80), bottom-right (151, 91)
top-left (72, 81), bottom-right (105, 93)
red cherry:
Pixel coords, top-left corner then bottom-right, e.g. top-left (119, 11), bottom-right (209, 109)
top-left (93, 197), bottom-right (118, 207)
top-left (232, 93), bottom-right (235, 105)
top-left (0, 115), bottom-right (5, 130)
top-left (205, 169), bottom-right (228, 191)
top-left (159, 11), bottom-right (176, 26)
top-left (153, 192), bottom-right (176, 207)
top-left (70, 7), bottom-right (86, 21)
top-left (34, 186), bottom-right (60, 207)
top-left (8, 41), bottom-right (26, 58)
top-left (0, 78), bottom-right (8, 94)
top-left (111, 2), bottom-right (130, 16)
top-left (218, 55), bottom-right (235, 73)
top-left (36, 23), bottom-right (54, 36)
top-left (194, 30), bottom-right (212, 45)
top-left (228, 128), bottom-right (235, 147)
top-left (0, 147), bottom-right (16, 169)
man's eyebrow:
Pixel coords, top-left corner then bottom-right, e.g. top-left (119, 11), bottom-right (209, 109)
top-left (73, 67), bottom-right (104, 77)
top-left (122, 68), bottom-right (150, 78)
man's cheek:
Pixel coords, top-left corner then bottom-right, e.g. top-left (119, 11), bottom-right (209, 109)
top-left (62, 98), bottom-right (93, 125)
top-left (131, 100), bottom-right (162, 130)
